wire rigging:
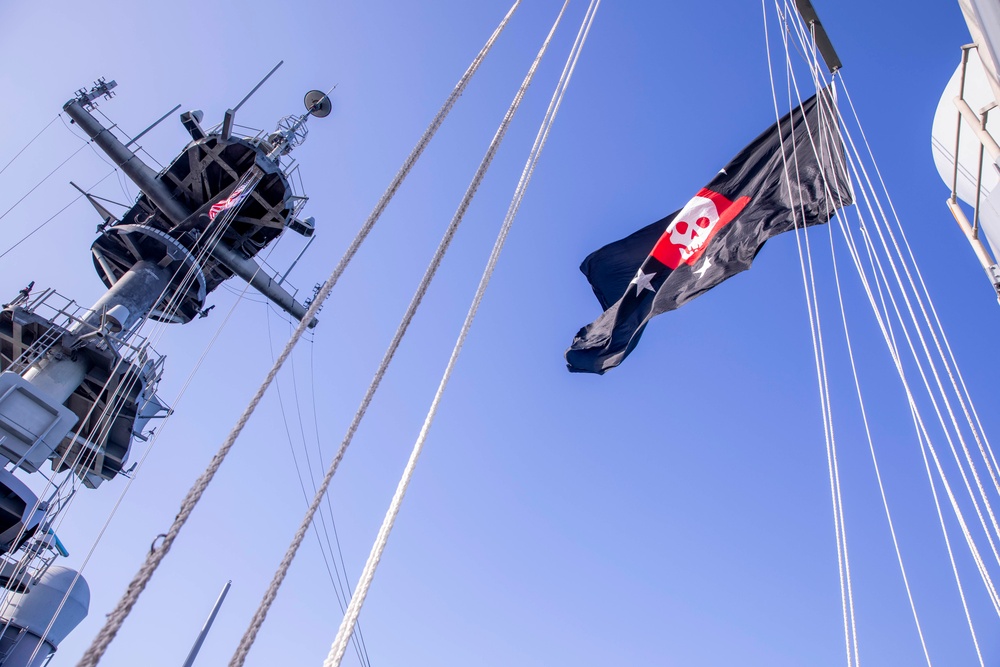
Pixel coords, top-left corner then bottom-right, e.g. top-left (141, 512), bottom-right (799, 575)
top-left (765, 3), bottom-right (1000, 665)
top-left (0, 115), bottom-right (59, 180)
top-left (264, 306), bottom-right (372, 667)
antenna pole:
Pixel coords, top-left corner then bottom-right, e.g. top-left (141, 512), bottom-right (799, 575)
top-left (222, 61), bottom-right (284, 140)
top-left (181, 580), bottom-right (232, 667)
top-left (125, 104), bottom-right (182, 148)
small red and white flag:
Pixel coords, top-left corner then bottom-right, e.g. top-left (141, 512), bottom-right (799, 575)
top-left (208, 183), bottom-right (252, 221)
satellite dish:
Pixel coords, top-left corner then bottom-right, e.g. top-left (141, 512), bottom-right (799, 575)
top-left (303, 90), bottom-right (333, 118)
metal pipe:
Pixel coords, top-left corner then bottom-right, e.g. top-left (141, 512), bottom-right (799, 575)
top-left (209, 245), bottom-right (317, 327)
top-left (233, 61), bottom-right (283, 113)
top-left (946, 197), bottom-right (1000, 281)
top-left (62, 100), bottom-right (190, 225)
top-left (974, 110), bottom-right (989, 237)
top-left (951, 47), bottom-right (974, 200)
top-left (181, 580), bottom-right (231, 667)
top-left (954, 96), bottom-right (1000, 160)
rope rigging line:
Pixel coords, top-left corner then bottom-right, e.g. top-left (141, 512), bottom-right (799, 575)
top-left (0, 114), bottom-right (59, 179)
top-left (784, 12), bottom-right (1000, 659)
top-left (795, 61), bottom-right (936, 664)
top-left (72, 4), bottom-right (521, 664)
top-left (834, 85), bottom-right (1000, 587)
top-left (229, 3), bottom-right (569, 663)
top-left (771, 4), bottom-right (1000, 664)
top-left (764, 4), bottom-right (860, 664)
top-left (836, 193), bottom-right (986, 664)
top-left (836, 79), bottom-right (1000, 503)
top-left (323, 2), bottom-right (598, 663)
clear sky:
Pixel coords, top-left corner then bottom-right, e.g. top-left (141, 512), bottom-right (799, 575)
top-left (0, 1), bottom-right (997, 666)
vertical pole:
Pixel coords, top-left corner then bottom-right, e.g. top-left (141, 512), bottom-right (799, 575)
top-left (180, 580), bottom-right (231, 667)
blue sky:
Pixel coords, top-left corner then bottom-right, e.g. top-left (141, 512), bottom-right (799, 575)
top-left (0, 1), bottom-right (997, 666)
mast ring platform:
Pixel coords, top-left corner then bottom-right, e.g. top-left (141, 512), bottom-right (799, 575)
top-left (91, 225), bottom-right (207, 324)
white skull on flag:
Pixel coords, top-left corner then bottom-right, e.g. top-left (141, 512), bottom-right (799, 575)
top-left (667, 195), bottom-right (721, 261)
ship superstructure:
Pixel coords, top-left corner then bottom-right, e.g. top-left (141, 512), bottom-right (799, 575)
top-left (0, 77), bottom-right (328, 666)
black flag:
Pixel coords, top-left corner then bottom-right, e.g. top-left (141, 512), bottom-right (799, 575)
top-left (565, 91), bottom-right (853, 374)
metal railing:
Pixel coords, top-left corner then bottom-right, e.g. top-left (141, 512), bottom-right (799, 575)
top-left (947, 44), bottom-right (1000, 301)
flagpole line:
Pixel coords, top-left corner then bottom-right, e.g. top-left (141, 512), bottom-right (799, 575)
top-left (322, 2), bottom-right (599, 664)
top-left (762, 11), bottom-right (851, 666)
top-left (832, 58), bottom-right (1000, 560)
top-left (836, 77), bottom-right (1000, 488)
top-left (837, 90), bottom-right (1000, 613)
top-left (809, 67), bottom-right (936, 666)
top-left (763, 6), bottom-right (858, 665)
top-left (834, 71), bottom-right (1000, 514)
top-left (73, 5), bottom-right (525, 665)
top-left (835, 178), bottom-right (993, 662)
top-left (827, 56), bottom-right (1000, 514)
top-left (262, 307), bottom-right (372, 667)
top-left (827, 198), bottom-right (938, 666)
top-left (773, 21), bottom-right (865, 666)
top-left (826, 74), bottom-right (1000, 652)
top-left (838, 103), bottom-right (1000, 592)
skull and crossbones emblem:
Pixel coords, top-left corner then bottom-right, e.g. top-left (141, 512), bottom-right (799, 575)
top-left (667, 195), bottom-right (721, 261)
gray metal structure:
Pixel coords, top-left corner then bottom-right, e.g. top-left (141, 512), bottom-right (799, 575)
top-left (0, 76), bottom-right (329, 665)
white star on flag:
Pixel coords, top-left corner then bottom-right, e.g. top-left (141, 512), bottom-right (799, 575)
top-left (694, 257), bottom-right (712, 278)
top-left (630, 268), bottom-right (656, 295)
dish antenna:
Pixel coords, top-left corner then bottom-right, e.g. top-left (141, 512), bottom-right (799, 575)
top-left (304, 90), bottom-right (333, 118)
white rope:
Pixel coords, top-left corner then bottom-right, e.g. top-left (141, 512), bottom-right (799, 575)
top-left (323, 3), bottom-right (599, 664)
top-left (763, 5), bottom-right (859, 664)
top-left (830, 112), bottom-right (994, 661)
top-left (821, 68), bottom-right (1000, 560)
top-left (805, 77), bottom-right (936, 663)
top-left (779, 10), bottom-right (1000, 657)
top-left (837, 203), bottom-right (985, 664)
top-left (71, 4), bottom-right (519, 661)
top-left (228, 3), bottom-right (569, 664)
top-left (834, 87), bottom-right (1000, 588)
top-left (777, 7), bottom-right (1000, 664)
top-left (837, 81), bottom-right (1000, 499)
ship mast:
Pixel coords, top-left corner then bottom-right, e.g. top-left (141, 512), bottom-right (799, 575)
top-left (0, 76), bottom-right (330, 666)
